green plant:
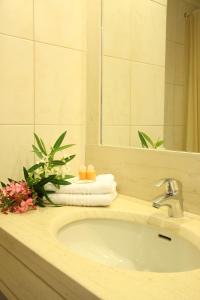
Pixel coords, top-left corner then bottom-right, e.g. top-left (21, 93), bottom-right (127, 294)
top-left (138, 131), bottom-right (164, 149)
top-left (0, 131), bottom-right (76, 213)
top-left (26, 131), bottom-right (75, 206)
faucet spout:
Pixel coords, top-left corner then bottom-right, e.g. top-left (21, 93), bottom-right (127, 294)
top-left (152, 178), bottom-right (184, 218)
top-left (152, 194), bottom-right (171, 208)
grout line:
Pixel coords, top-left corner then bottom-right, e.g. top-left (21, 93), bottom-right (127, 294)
top-left (33, 0), bottom-right (36, 164)
top-left (35, 39), bottom-right (86, 53)
top-left (165, 82), bottom-right (185, 87)
top-left (166, 38), bottom-right (184, 46)
top-left (103, 54), bottom-right (165, 68)
top-left (0, 124), bottom-right (85, 126)
top-left (129, 3), bottom-right (133, 147)
top-left (150, 0), bottom-right (167, 7)
top-left (100, 0), bottom-right (103, 145)
top-left (0, 32), bottom-right (86, 53)
top-left (103, 124), bottom-right (168, 127)
top-left (0, 31), bottom-right (33, 42)
top-left (0, 124), bottom-right (35, 126)
top-left (102, 125), bottom-right (184, 128)
top-left (34, 124), bottom-right (85, 126)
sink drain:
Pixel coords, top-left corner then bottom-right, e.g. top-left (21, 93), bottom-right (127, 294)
top-left (158, 234), bottom-right (172, 241)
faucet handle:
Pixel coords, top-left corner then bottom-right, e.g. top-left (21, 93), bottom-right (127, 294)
top-left (155, 178), bottom-right (169, 187)
top-left (155, 178), bottom-right (181, 195)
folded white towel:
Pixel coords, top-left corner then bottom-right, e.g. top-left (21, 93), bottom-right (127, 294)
top-left (95, 174), bottom-right (114, 182)
top-left (47, 192), bottom-right (117, 207)
top-left (45, 174), bottom-right (117, 195)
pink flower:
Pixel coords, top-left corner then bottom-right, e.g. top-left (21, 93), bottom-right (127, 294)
top-left (0, 181), bottom-right (36, 214)
top-left (26, 198), bottom-right (34, 205)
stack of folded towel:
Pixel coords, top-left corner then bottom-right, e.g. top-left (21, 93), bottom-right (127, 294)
top-left (45, 174), bottom-right (117, 207)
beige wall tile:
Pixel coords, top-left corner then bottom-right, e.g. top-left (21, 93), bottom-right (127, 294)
top-left (174, 85), bottom-right (186, 126)
top-left (175, 0), bottom-right (187, 44)
top-left (164, 126), bottom-right (174, 149)
top-left (173, 125), bottom-right (184, 150)
top-left (131, 62), bottom-right (165, 126)
top-left (164, 83), bottom-right (174, 126)
top-left (103, 0), bottom-right (132, 59)
top-left (0, 34), bottom-right (34, 124)
top-left (175, 0), bottom-right (199, 44)
top-left (183, 191), bottom-right (200, 215)
top-left (35, 42), bottom-right (85, 125)
top-left (174, 43), bottom-right (185, 85)
top-left (130, 125), bottom-right (164, 148)
top-left (86, 0), bottom-right (102, 145)
top-left (35, 0), bottom-right (86, 50)
top-left (35, 125), bottom-right (85, 175)
top-left (102, 56), bottom-right (131, 126)
top-left (164, 0), bottom-right (193, 152)
top-left (0, 0), bottom-right (33, 39)
top-left (102, 126), bottom-right (130, 147)
top-left (165, 41), bottom-right (175, 84)
top-left (0, 125), bottom-right (34, 182)
top-left (166, 0), bottom-right (177, 41)
top-left (131, 0), bottom-right (167, 66)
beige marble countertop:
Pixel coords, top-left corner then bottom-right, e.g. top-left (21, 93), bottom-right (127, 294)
top-left (1, 194), bottom-right (200, 300)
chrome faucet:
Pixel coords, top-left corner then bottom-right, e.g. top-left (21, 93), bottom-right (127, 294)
top-left (152, 178), bottom-right (184, 217)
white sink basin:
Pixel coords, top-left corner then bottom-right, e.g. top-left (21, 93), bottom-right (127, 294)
top-left (56, 218), bottom-right (200, 273)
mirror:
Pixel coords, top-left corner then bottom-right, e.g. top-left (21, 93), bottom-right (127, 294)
top-left (101, 0), bottom-right (200, 152)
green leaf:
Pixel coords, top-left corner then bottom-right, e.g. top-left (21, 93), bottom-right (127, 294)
top-left (64, 154), bottom-right (76, 164)
top-left (34, 133), bottom-right (47, 156)
top-left (50, 179), bottom-right (71, 185)
top-left (140, 131), bottom-right (154, 147)
top-left (0, 182), bottom-right (6, 188)
top-left (56, 144), bottom-right (75, 151)
top-left (155, 140), bottom-right (164, 149)
top-left (35, 197), bottom-right (46, 207)
top-left (39, 138), bottom-right (47, 156)
top-left (138, 131), bottom-right (149, 148)
top-left (7, 178), bottom-right (17, 183)
top-left (38, 175), bottom-right (56, 187)
top-left (33, 184), bottom-right (43, 196)
top-left (49, 144), bottom-right (75, 161)
top-left (42, 189), bottom-right (61, 206)
top-left (53, 131), bottom-right (67, 150)
top-left (23, 167), bottom-right (29, 181)
top-left (50, 160), bottom-right (66, 166)
top-left (28, 162), bottom-right (45, 173)
top-left (43, 190), bottom-right (51, 202)
top-left (32, 145), bottom-right (43, 159)
top-left (63, 174), bottom-right (74, 180)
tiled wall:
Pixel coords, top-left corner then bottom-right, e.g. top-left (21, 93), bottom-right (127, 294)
top-left (0, 0), bottom-right (86, 182)
top-left (164, 0), bottom-right (200, 151)
top-left (102, 0), bottom-right (167, 147)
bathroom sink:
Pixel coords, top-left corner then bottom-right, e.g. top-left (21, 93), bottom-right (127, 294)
top-left (56, 218), bottom-right (200, 273)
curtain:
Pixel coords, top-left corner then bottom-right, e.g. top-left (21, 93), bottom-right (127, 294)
top-left (185, 10), bottom-right (200, 152)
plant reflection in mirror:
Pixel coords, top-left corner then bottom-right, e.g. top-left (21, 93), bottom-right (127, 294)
top-left (138, 131), bottom-right (164, 149)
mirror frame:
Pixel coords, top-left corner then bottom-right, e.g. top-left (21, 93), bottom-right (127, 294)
top-left (86, 0), bottom-right (200, 155)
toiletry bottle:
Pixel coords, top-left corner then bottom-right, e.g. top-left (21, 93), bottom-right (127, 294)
top-left (79, 165), bottom-right (87, 180)
top-left (86, 164), bottom-right (96, 180)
